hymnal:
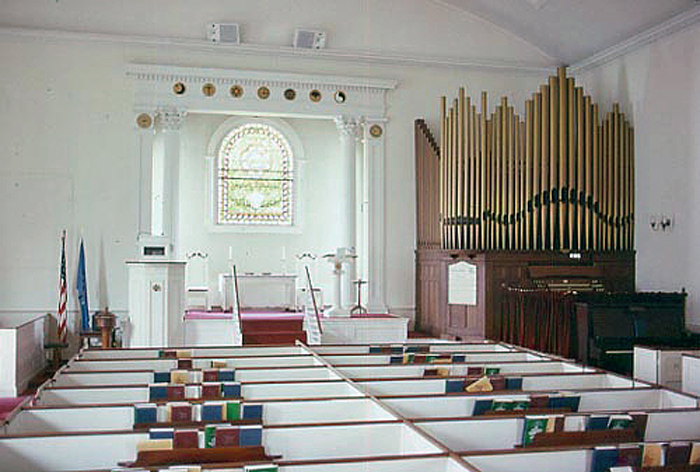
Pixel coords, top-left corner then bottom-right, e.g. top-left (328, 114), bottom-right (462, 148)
top-left (134, 404), bottom-right (158, 424)
top-left (242, 403), bottom-right (263, 420)
top-left (203, 369), bottom-right (219, 382)
top-left (173, 429), bottom-right (199, 449)
top-left (239, 425), bottom-right (263, 447)
top-left (590, 446), bottom-right (619, 472)
top-left (215, 425), bottom-right (240, 447)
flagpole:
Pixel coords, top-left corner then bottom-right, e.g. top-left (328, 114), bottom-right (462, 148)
top-left (57, 230), bottom-right (68, 344)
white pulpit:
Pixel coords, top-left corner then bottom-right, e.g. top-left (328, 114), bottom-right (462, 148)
top-left (126, 260), bottom-right (186, 347)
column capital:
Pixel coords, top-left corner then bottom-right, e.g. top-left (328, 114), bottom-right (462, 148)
top-left (156, 107), bottom-right (187, 131)
top-left (334, 115), bottom-right (361, 139)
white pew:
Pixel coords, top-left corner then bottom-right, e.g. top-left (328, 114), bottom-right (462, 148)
top-left (682, 353), bottom-right (700, 396)
top-left (322, 352), bottom-right (545, 366)
top-left (66, 355), bottom-right (321, 372)
top-left (357, 373), bottom-right (645, 397)
top-left (309, 342), bottom-right (514, 355)
top-left (51, 366), bottom-right (340, 387)
top-left (383, 388), bottom-right (697, 419)
top-left (5, 397), bottom-right (396, 435)
top-left (78, 346), bottom-right (306, 359)
top-left (336, 361), bottom-right (593, 379)
top-left (0, 313), bottom-right (47, 397)
top-left (464, 449), bottom-right (589, 472)
top-left (0, 423), bottom-right (441, 471)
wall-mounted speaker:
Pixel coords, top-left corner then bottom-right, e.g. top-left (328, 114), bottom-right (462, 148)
top-left (293, 29), bottom-right (327, 49)
top-left (208, 23), bottom-right (240, 44)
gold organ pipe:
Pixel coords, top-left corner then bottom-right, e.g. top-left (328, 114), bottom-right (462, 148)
top-left (567, 78), bottom-right (575, 250)
top-left (435, 68), bottom-right (634, 252)
top-left (557, 68), bottom-right (566, 250)
top-left (523, 100), bottom-right (535, 250)
top-left (584, 95), bottom-right (592, 250)
top-left (576, 87), bottom-right (585, 251)
top-left (541, 84), bottom-right (550, 249)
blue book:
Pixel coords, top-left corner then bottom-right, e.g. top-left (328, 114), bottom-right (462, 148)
top-left (149, 384), bottom-right (168, 401)
top-left (242, 403), bottom-right (263, 419)
top-left (222, 382), bottom-right (241, 398)
top-left (445, 379), bottom-right (465, 393)
top-left (472, 399), bottom-right (494, 416)
top-left (505, 377), bottom-right (523, 390)
top-left (548, 395), bottom-right (581, 412)
top-left (149, 427), bottom-right (174, 439)
top-left (389, 355), bottom-right (403, 364)
top-left (219, 369), bottom-right (236, 381)
top-left (202, 402), bottom-right (224, 421)
top-left (405, 346), bottom-right (420, 353)
top-left (239, 425), bottom-right (263, 446)
top-left (587, 415), bottom-right (611, 431)
top-left (369, 346), bottom-right (382, 353)
top-left (134, 404), bottom-right (157, 424)
top-left (153, 371), bottom-right (171, 383)
top-left (451, 354), bottom-right (466, 363)
top-left (390, 346), bottom-right (404, 354)
top-left (590, 446), bottom-right (619, 472)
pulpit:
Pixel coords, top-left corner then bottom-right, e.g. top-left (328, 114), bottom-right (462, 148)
top-left (126, 260), bottom-right (185, 347)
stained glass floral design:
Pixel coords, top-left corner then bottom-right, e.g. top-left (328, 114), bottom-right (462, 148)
top-left (217, 123), bottom-right (294, 225)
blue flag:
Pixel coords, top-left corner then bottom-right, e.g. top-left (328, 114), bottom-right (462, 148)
top-left (77, 239), bottom-right (90, 332)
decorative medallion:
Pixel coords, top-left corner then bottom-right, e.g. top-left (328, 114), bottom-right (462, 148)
top-left (230, 85), bottom-right (244, 98)
top-left (369, 124), bottom-right (383, 138)
top-left (136, 113), bottom-right (153, 129)
top-left (257, 86), bottom-right (270, 100)
top-left (202, 83), bottom-right (216, 97)
top-left (284, 88), bottom-right (296, 101)
top-left (309, 90), bottom-right (322, 102)
top-left (334, 91), bottom-right (347, 104)
top-left (172, 82), bottom-right (186, 95)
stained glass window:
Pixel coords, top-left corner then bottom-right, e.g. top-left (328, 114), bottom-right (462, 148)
top-left (217, 123), bottom-right (294, 225)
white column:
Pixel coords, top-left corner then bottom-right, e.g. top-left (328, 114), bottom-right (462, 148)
top-left (154, 107), bottom-right (186, 257)
top-left (135, 113), bottom-right (155, 238)
top-left (334, 116), bottom-right (361, 311)
top-left (365, 119), bottom-right (388, 313)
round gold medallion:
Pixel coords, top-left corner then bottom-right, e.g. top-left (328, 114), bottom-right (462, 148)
top-left (136, 113), bottom-right (152, 129)
top-left (230, 85), bottom-right (244, 98)
top-left (334, 91), bottom-right (347, 104)
top-left (309, 89), bottom-right (322, 102)
top-left (202, 83), bottom-right (216, 97)
top-left (257, 86), bottom-right (270, 100)
top-left (284, 88), bottom-right (296, 100)
top-left (369, 124), bottom-right (383, 138)
top-left (172, 82), bottom-right (186, 95)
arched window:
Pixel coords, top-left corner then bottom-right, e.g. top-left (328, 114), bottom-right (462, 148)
top-left (216, 123), bottom-right (294, 226)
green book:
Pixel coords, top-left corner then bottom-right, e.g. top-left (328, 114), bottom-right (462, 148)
top-left (522, 416), bottom-right (549, 446)
top-left (226, 401), bottom-right (241, 421)
top-left (607, 414), bottom-right (633, 430)
top-left (244, 465), bottom-right (279, 472)
top-left (511, 400), bottom-right (531, 411)
top-left (204, 424), bottom-right (217, 448)
top-left (485, 367), bottom-right (501, 375)
top-left (491, 399), bottom-right (516, 411)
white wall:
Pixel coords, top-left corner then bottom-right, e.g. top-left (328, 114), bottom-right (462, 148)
top-left (0, 0), bottom-right (551, 330)
top-left (575, 21), bottom-right (700, 328)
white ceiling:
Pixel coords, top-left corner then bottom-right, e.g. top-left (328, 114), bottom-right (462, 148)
top-left (436, 0), bottom-right (698, 64)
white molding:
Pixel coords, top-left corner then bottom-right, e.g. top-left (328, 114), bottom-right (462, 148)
top-left (571, 5), bottom-right (700, 73)
top-left (0, 25), bottom-right (556, 75)
top-left (126, 64), bottom-right (394, 120)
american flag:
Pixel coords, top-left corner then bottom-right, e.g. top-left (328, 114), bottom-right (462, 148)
top-left (57, 230), bottom-right (68, 343)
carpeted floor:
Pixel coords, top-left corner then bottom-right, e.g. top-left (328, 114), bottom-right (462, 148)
top-left (0, 396), bottom-right (28, 422)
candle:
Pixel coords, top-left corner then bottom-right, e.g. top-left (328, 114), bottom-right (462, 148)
top-left (228, 246), bottom-right (233, 260)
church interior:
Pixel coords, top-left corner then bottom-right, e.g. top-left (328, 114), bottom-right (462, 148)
top-left (3, 1), bottom-right (700, 471)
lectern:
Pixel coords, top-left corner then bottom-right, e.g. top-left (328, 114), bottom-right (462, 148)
top-left (126, 260), bottom-right (185, 347)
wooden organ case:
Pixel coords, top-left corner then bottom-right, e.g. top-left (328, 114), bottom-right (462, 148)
top-left (415, 67), bottom-right (636, 353)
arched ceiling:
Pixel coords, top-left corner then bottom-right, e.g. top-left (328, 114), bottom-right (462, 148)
top-left (435, 0), bottom-right (699, 64)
